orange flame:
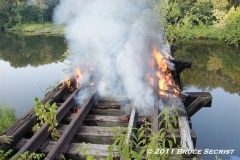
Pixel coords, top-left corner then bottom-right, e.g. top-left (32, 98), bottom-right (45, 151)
top-left (59, 67), bottom-right (83, 89)
top-left (75, 67), bottom-right (83, 89)
top-left (59, 77), bottom-right (71, 89)
top-left (152, 46), bottom-right (180, 97)
top-left (152, 47), bottom-right (168, 72)
top-left (73, 108), bottom-right (80, 113)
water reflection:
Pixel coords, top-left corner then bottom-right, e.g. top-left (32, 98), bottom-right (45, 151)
top-left (175, 40), bottom-right (240, 95)
top-left (175, 40), bottom-right (240, 159)
top-left (0, 32), bottom-right (66, 68)
top-left (0, 32), bottom-right (68, 118)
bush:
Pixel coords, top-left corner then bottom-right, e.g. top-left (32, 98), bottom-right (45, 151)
top-left (220, 6), bottom-right (240, 46)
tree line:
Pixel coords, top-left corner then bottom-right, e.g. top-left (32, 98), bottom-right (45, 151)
top-left (0, 0), bottom-right (58, 28)
top-left (166, 0), bottom-right (240, 46)
top-left (0, 0), bottom-right (239, 46)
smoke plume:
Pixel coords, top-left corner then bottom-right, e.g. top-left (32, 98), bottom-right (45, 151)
top-left (53, 0), bottom-right (168, 116)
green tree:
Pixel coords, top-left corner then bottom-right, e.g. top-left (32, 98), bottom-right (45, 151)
top-left (220, 6), bottom-right (240, 45)
top-left (212, 0), bottom-right (229, 10)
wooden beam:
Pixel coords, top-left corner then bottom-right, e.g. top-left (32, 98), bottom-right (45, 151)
top-left (178, 116), bottom-right (194, 150)
top-left (89, 108), bottom-right (122, 116)
top-left (186, 97), bottom-right (212, 117)
top-left (183, 92), bottom-right (212, 107)
top-left (63, 114), bottom-right (129, 127)
top-left (120, 106), bottom-right (138, 160)
top-left (125, 106), bottom-right (137, 144)
top-left (57, 125), bottom-right (127, 144)
top-left (173, 60), bottom-right (192, 75)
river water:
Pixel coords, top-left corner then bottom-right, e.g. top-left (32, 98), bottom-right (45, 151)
top-left (0, 33), bottom-right (239, 159)
top-left (0, 32), bottom-right (68, 118)
top-left (175, 40), bottom-right (240, 160)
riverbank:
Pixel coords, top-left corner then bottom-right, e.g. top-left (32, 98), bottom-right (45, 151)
top-left (5, 23), bottom-right (65, 36)
top-left (167, 25), bottom-right (224, 43)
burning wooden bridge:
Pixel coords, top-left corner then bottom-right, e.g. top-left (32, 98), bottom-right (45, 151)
top-left (0, 44), bottom-right (212, 160)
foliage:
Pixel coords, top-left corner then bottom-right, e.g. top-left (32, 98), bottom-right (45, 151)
top-left (0, 104), bottom-right (16, 134)
top-left (0, 0), bottom-right (58, 28)
top-left (0, 149), bottom-right (13, 160)
top-left (219, 6), bottom-right (240, 46)
top-left (212, 9), bottom-right (227, 28)
top-left (33, 97), bottom-right (60, 140)
top-left (166, 0), bottom-right (240, 46)
top-left (1, 150), bottom-right (44, 160)
top-left (212, 0), bottom-right (229, 10)
top-left (10, 151), bottom-right (45, 160)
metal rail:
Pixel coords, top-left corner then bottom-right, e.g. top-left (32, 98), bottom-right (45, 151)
top-left (0, 85), bottom-right (67, 152)
top-left (13, 88), bottom-right (79, 159)
top-left (45, 91), bottom-right (99, 159)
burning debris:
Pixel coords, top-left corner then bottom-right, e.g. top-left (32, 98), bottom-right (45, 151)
top-left (152, 46), bottom-right (181, 98)
top-left (59, 67), bottom-right (83, 89)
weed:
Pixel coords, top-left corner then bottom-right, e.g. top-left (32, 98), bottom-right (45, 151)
top-left (33, 97), bottom-right (60, 140)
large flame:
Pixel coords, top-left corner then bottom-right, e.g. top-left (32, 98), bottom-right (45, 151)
top-left (152, 46), bottom-right (180, 97)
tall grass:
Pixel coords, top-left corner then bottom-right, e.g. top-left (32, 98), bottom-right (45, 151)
top-left (0, 103), bottom-right (16, 134)
top-left (10, 22), bottom-right (65, 35)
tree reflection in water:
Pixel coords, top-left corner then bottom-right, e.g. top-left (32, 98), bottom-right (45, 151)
top-left (175, 40), bottom-right (240, 96)
top-left (0, 32), bottom-right (66, 68)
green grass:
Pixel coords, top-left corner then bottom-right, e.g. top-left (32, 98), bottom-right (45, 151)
top-left (181, 26), bottom-right (222, 39)
top-left (0, 104), bottom-right (16, 134)
top-left (10, 22), bottom-right (65, 35)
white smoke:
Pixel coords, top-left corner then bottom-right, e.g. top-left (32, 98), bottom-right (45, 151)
top-left (53, 0), bottom-right (167, 116)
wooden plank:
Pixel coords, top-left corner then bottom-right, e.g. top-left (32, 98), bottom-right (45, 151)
top-left (178, 116), bottom-right (194, 150)
top-left (120, 106), bottom-right (138, 160)
top-left (96, 97), bottom-right (131, 107)
top-left (173, 60), bottom-right (192, 74)
top-left (183, 92), bottom-right (212, 108)
top-left (89, 109), bottom-right (122, 116)
top-left (98, 97), bottom-right (131, 103)
top-left (63, 114), bottom-right (129, 127)
top-left (126, 106), bottom-right (138, 143)
top-left (185, 95), bottom-right (212, 117)
top-left (57, 125), bottom-right (127, 144)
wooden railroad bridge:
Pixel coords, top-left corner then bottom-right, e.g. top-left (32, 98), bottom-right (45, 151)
top-left (0, 45), bottom-right (212, 160)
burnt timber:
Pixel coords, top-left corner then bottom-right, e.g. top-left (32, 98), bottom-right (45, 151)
top-left (0, 53), bottom-right (212, 160)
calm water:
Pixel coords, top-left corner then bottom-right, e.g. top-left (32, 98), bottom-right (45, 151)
top-left (0, 33), bottom-right (239, 159)
top-left (0, 32), bottom-right (68, 118)
top-left (175, 40), bottom-right (240, 160)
